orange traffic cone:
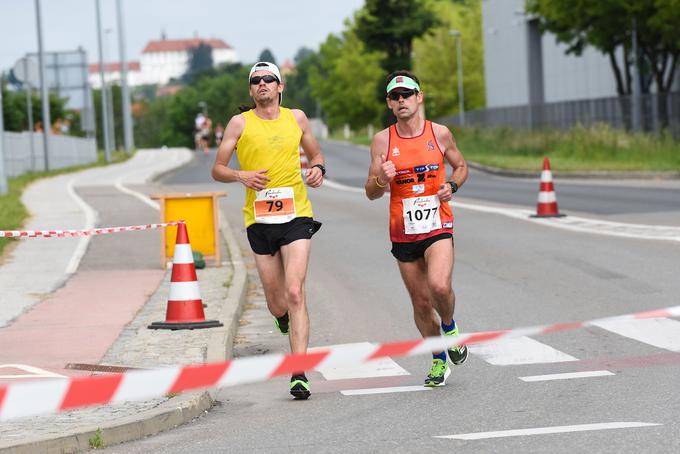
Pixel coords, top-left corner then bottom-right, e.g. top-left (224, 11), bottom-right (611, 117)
top-left (532, 157), bottom-right (565, 218)
top-left (148, 222), bottom-right (222, 330)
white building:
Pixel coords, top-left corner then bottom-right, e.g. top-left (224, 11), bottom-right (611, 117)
top-left (88, 37), bottom-right (238, 88)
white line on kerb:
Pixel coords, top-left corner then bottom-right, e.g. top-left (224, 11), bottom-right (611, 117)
top-left (519, 370), bottom-right (615, 382)
top-left (341, 385), bottom-right (431, 396)
top-left (435, 422), bottom-right (662, 440)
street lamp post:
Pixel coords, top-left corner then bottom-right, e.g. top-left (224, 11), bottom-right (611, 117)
top-left (95, 0), bottom-right (112, 162)
top-left (116, 0), bottom-right (134, 154)
top-left (104, 28), bottom-right (117, 151)
top-left (449, 30), bottom-right (465, 127)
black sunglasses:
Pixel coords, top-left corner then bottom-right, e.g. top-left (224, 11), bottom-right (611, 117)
top-left (388, 89), bottom-right (417, 101)
top-left (250, 75), bottom-right (279, 85)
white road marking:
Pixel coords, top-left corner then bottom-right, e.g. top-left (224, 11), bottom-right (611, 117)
top-left (590, 317), bottom-right (680, 352)
top-left (65, 178), bottom-right (98, 275)
top-left (323, 179), bottom-right (680, 242)
top-left (435, 422), bottom-right (662, 440)
top-left (309, 342), bottom-right (410, 380)
top-left (470, 336), bottom-right (578, 365)
top-left (341, 385), bottom-right (430, 396)
top-left (0, 364), bottom-right (66, 379)
top-left (519, 370), bottom-right (614, 382)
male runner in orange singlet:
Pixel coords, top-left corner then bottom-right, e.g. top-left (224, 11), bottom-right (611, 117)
top-left (365, 70), bottom-right (469, 387)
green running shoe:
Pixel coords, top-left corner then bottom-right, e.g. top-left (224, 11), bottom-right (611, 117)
top-left (290, 374), bottom-right (311, 400)
top-left (424, 358), bottom-right (450, 387)
top-left (444, 325), bottom-right (469, 365)
top-left (274, 312), bottom-right (289, 335)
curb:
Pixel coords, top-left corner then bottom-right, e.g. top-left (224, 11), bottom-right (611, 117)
top-left (0, 208), bottom-right (248, 454)
top-left (467, 160), bottom-right (680, 180)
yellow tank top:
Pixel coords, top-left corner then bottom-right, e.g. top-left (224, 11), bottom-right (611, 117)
top-left (236, 107), bottom-right (313, 227)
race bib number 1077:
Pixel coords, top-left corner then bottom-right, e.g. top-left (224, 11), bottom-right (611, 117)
top-left (402, 195), bottom-right (442, 234)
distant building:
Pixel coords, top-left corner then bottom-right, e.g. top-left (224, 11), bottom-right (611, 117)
top-left (140, 37), bottom-right (238, 85)
top-left (482, 0), bottom-right (617, 108)
top-left (88, 36), bottom-right (238, 88)
top-left (279, 59), bottom-right (296, 77)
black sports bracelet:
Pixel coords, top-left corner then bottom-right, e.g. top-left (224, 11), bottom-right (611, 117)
top-left (312, 164), bottom-right (326, 176)
top-left (448, 181), bottom-right (458, 193)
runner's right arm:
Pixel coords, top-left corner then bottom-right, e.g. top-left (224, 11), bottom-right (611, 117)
top-left (211, 115), bottom-right (270, 191)
top-left (365, 129), bottom-right (395, 200)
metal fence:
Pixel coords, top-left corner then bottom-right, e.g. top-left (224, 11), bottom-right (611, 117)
top-left (2, 132), bottom-right (97, 177)
top-left (441, 92), bottom-right (680, 138)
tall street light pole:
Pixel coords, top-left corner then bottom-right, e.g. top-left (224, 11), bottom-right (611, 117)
top-left (95, 0), bottom-right (112, 162)
top-left (35, 0), bottom-right (51, 170)
top-left (104, 28), bottom-right (117, 152)
top-left (0, 75), bottom-right (8, 195)
top-left (449, 30), bottom-right (465, 127)
top-left (116, 0), bottom-right (134, 153)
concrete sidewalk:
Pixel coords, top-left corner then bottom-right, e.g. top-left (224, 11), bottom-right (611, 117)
top-left (0, 149), bottom-right (247, 453)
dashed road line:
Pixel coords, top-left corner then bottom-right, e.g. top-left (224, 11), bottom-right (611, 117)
top-left (519, 370), bottom-right (615, 382)
top-left (435, 422), bottom-right (662, 440)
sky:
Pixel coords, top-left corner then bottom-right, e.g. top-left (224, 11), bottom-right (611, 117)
top-left (0, 0), bottom-right (365, 73)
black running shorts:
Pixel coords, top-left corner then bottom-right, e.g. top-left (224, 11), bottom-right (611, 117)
top-left (391, 233), bottom-right (453, 262)
top-left (246, 217), bottom-right (322, 256)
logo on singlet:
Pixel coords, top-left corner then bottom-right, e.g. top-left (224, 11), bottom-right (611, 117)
top-left (427, 164), bottom-right (439, 171)
top-left (392, 147), bottom-right (401, 157)
top-left (427, 140), bottom-right (435, 151)
top-left (414, 165), bottom-right (427, 173)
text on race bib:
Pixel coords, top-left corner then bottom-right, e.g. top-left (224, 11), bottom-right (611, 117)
top-left (402, 195), bottom-right (442, 234)
top-left (254, 187), bottom-right (296, 224)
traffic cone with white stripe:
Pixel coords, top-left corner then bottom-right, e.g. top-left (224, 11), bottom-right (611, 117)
top-left (299, 148), bottom-right (308, 170)
top-left (531, 157), bottom-right (565, 218)
top-left (148, 222), bottom-right (223, 330)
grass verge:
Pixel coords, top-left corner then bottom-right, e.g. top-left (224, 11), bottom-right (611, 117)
top-left (0, 150), bottom-right (131, 256)
top-left (330, 124), bottom-right (680, 172)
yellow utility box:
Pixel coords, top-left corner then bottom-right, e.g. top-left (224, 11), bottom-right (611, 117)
top-left (151, 192), bottom-right (226, 268)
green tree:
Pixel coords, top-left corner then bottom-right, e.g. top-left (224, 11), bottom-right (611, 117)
top-left (354, 0), bottom-right (440, 72)
top-left (412, 0), bottom-right (485, 118)
top-left (186, 43), bottom-right (214, 79)
top-left (2, 82), bottom-right (68, 133)
top-left (527, 0), bottom-right (680, 95)
top-left (309, 29), bottom-right (385, 130)
top-left (283, 48), bottom-right (322, 115)
top-left (258, 48), bottom-right (277, 64)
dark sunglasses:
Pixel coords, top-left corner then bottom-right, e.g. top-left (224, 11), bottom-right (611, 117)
top-left (388, 89), bottom-right (417, 101)
top-left (250, 75), bottom-right (279, 85)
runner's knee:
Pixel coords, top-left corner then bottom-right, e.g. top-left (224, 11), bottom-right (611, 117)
top-left (286, 285), bottom-right (305, 307)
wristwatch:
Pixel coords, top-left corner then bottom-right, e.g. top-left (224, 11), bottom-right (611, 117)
top-left (312, 164), bottom-right (326, 176)
top-left (448, 181), bottom-right (458, 194)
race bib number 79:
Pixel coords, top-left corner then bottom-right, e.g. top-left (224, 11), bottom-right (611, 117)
top-left (254, 187), bottom-right (296, 224)
top-left (402, 195), bottom-right (442, 234)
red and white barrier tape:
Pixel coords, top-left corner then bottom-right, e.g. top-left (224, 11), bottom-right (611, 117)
top-left (1, 304), bottom-right (679, 421)
top-left (0, 221), bottom-right (184, 239)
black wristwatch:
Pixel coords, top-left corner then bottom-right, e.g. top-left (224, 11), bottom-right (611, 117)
top-left (312, 163), bottom-right (326, 176)
top-left (448, 181), bottom-right (458, 194)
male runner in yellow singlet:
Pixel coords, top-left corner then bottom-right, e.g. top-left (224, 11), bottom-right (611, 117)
top-left (365, 70), bottom-right (469, 387)
top-left (212, 62), bottom-right (326, 399)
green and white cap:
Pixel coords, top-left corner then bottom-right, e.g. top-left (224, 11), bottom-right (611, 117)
top-left (386, 75), bottom-right (420, 93)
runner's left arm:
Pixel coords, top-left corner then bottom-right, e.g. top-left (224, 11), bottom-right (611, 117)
top-left (292, 109), bottom-right (325, 188)
top-left (433, 123), bottom-right (468, 202)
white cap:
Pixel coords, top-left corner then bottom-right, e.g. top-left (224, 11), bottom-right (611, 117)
top-left (248, 61), bottom-right (282, 82)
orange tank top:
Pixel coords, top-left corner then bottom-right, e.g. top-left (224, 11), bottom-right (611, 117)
top-left (387, 121), bottom-right (454, 243)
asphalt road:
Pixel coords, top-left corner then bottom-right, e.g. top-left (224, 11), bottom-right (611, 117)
top-left (109, 144), bottom-right (680, 453)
